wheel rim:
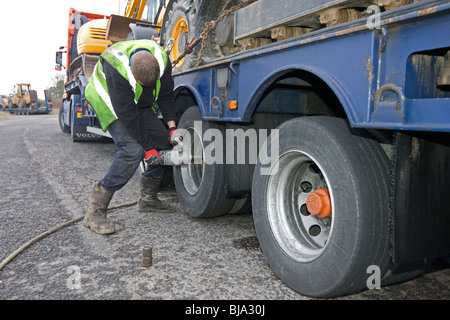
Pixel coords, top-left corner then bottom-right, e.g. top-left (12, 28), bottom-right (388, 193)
top-left (266, 150), bottom-right (334, 262)
top-left (179, 126), bottom-right (204, 195)
top-left (170, 17), bottom-right (188, 66)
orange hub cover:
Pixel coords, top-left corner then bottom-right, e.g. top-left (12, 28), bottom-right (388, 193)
top-left (306, 188), bottom-right (332, 218)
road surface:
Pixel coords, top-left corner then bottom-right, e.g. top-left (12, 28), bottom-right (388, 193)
top-left (0, 114), bottom-right (448, 302)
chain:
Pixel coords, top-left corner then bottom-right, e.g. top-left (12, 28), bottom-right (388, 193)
top-left (171, 0), bottom-right (257, 68)
top-left (195, 0), bottom-right (257, 67)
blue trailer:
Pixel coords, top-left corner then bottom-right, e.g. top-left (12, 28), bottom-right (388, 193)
top-left (2, 89), bottom-right (52, 115)
top-left (165, 0), bottom-right (450, 297)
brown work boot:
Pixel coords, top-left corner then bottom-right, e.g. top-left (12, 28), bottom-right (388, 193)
top-left (137, 176), bottom-right (176, 213)
top-left (84, 181), bottom-right (116, 235)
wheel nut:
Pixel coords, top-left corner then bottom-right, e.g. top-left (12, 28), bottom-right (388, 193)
top-left (142, 246), bottom-right (153, 267)
top-left (306, 188), bottom-right (332, 218)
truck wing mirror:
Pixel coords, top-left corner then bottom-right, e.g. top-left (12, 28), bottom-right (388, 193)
top-left (55, 51), bottom-right (65, 71)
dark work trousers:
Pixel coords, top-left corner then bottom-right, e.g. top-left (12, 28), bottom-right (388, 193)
top-left (99, 113), bottom-right (171, 192)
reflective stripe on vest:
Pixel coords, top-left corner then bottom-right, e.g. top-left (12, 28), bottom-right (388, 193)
top-left (85, 62), bottom-right (118, 131)
top-left (85, 40), bottom-right (168, 132)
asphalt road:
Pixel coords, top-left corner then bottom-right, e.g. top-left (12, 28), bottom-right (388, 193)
top-left (0, 113), bottom-right (449, 302)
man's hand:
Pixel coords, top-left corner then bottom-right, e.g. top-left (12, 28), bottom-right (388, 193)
top-left (169, 127), bottom-right (183, 146)
top-left (144, 149), bottom-right (163, 166)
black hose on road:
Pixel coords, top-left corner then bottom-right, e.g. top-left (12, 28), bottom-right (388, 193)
top-left (0, 201), bottom-right (138, 271)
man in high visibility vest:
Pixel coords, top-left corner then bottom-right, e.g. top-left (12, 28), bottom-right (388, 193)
top-left (83, 39), bottom-right (181, 235)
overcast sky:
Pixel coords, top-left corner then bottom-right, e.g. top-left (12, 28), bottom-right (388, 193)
top-left (0, 0), bottom-right (127, 97)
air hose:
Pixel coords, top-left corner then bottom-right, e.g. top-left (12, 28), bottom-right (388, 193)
top-left (0, 201), bottom-right (138, 272)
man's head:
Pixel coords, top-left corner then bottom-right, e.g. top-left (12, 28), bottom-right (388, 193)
top-left (130, 50), bottom-right (160, 87)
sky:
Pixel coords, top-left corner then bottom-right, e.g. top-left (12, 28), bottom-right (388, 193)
top-left (0, 0), bottom-right (128, 98)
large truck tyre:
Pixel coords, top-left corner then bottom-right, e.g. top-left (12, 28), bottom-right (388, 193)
top-left (162, 0), bottom-right (198, 72)
top-left (18, 99), bottom-right (26, 109)
top-left (173, 107), bottom-right (236, 218)
top-left (194, 0), bottom-right (244, 61)
top-left (252, 116), bottom-right (391, 298)
top-left (162, 0), bottom-right (244, 71)
top-left (58, 101), bottom-right (71, 133)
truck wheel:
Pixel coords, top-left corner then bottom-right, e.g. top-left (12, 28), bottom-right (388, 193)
top-left (196, 0), bottom-right (244, 61)
top-left (58, 101), bottom-right (70, 133)
top-left (252, 116), bottom-right (390, 298)
top-left (229, 197), bottom-right (252, 215)
top-left (162, 0), bottom-right (198, 72)
top-left (18, 99), bottom-right (26, 109)
top-left (173, 107), bottom-right (236, 218)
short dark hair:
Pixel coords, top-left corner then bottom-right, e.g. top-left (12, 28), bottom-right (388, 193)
top-left (130, 51), bottom-right (160, 87)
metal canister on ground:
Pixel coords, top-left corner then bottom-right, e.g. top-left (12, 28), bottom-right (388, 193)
top-left (142, 246), bottom-right (153, 267)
